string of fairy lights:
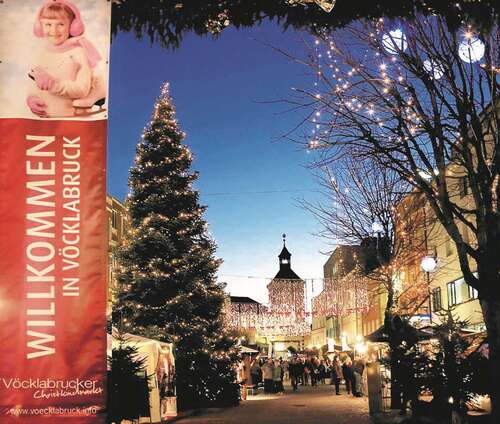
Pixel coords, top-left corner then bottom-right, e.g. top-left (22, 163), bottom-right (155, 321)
top-left (305, 14), bottom-right (495, 156)
top-left (224, 274), bottom-right (370, 337)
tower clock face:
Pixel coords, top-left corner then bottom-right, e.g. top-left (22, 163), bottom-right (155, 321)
top-left (281, 259), bottom-right (289, 264)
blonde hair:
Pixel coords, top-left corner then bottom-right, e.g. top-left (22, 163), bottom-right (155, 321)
top-left (40, 4), bottom-right (75, 22)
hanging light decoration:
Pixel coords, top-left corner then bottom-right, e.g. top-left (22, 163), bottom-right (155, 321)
top-left (458, 34), bottom-right (485, 63)
top-left (224, 278), bottom-right (309, 337)
top-left (225, 271), bottom-right (369, 336)
top-left (310, 273), bottom-right (369, 319)
top-left (382, 29), bottom-right (408, 54)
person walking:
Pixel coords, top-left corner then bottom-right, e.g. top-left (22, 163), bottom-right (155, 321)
top-left (310, 357), bottom-right (318, 387)
top-left (331, 356), bottom-right (343, 395)
top-left (282, 359), bottom-right (289, 382)
top-left (250, 358), bottom-right (261, 388)
top-left (289, 357), bottom-right (299, 392)
top-left (341, 357), bottom-right (354, 395)
top-left (318, 360), bottom-right (326, 384)
top-left (324, 358), bottom-right (332, 385)
top-left (261, 358), bottom-right (274, 394)
top-left (297, 358), bottom-right (305, 385)
top-left (273, 360), bottom-right (284, 394)
top-left (303, 358), bottom-right (312, 386)
top-left (352, 356), bottom-right (365, 397)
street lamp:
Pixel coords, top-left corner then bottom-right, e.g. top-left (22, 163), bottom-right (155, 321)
top-left (420, 255), bottom-right (437, 324)
top-left (371, 221), bottom-right (384, 235)
top-left (372, 221), bottom-right (384, 263)
top-left (420, 256), bottom-right (437, 273)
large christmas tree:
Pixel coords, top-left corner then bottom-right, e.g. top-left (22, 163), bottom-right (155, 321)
top-left (113, 83), bottom-right (239, 409)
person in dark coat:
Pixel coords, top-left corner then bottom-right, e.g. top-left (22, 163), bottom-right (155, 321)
top-left (318, 360), bottom-right (326, 384)
top-left (342, 357), bottom-right (354, 395)
top-left (250, 358), bottom-right (261, 388)
top-left (297, 358), bottom-right (305, 385)
top-left (331, 356), bottom-right (343, 395)
top-left (310, 357), bottom-right (319, 387)
top-left (352, 356), bottom-right (365, 397)
top-left (261, 358), bottom-right (274, 394)
top-left (289, 357), bottom-right (300, 391)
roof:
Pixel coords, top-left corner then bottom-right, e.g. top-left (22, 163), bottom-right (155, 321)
top-left (278, 245), bottom-right (291, 259)
top-left (365, 324), bottom-right (434, 343)
top-left (240, 345), bottom-right (259, 354)
top-left (273, 268), bottom-right (302, 280)
top-left (230, 296), bottom-right (260, 304)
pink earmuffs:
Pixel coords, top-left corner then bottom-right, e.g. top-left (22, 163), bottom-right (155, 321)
top-left (33, 0), bottom-right (84, 38)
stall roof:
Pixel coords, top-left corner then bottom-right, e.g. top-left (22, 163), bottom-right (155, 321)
top-left (111, 327), bottom-right (173, 349)
top-left (365, 324), bottom-right (434, 343)
top-left (240, 345), bottom-right (259, 354)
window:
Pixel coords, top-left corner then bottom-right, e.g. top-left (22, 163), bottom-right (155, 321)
top-left (432, 287), bottom-right (442, 311)
top-left (459, 176), bottom-right (469, 198)
top-left (108, 255), bottom-right (113, 286)
top-left (468, 284), bottom-right (478, 299)
top-left (448, 278), bottom-right (473, 306)
top-left (445, 238), bottom-right (453, 256)
top-left (447, 282), bottom-right (457, 306)
top-left (111, 210), bottom-right (118, 229)
top-left (462, 225), bottom-right (470, 244)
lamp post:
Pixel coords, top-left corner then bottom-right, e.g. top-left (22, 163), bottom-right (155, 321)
top-left (421, 255), bottom-right (437, 324)
top-left (420, 204), bottom-right (437, 324)
top-left (371, 221), bottom-right (385, 265)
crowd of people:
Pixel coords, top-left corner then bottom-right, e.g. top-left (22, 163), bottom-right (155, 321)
top-left (245, 354), bottom-right (367, 397)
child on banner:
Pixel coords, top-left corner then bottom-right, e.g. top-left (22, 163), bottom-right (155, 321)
top-left (27, 0), bottom-right (106, 118)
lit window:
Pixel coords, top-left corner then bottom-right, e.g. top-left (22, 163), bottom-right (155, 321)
top-left (468, 284), bottom-right (478, 299)
top-left (445, 238), bottom-right (453, 256)
top-left (447, 281), bottom-right (457, 306)
top-left (459, 177), bottom-right (469, 198)
top-left (432, 287), bottom-right (442, 311)
top-left (111, 210), bottom-right (118, 229)
top-left (447, 278), bottom-right (471, 306)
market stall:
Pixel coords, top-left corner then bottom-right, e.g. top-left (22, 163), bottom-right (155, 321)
top-left (109, 329), bottom-right (176, 423)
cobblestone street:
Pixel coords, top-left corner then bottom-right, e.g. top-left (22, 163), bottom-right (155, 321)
top-left (175, 384), bottom-right (370, 424)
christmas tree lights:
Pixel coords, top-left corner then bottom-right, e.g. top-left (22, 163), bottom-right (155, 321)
top-left (113, 83), bottom-right (239, 409)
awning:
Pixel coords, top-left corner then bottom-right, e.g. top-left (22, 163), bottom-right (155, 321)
top-left (365, 324), bottom-right (434, 343)
top-left (240, 345), bottom-right (259, 354)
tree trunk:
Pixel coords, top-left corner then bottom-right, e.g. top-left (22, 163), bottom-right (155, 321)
top-left (480, 297), bottom-right (500, 423)
top-left (390, 355), bottom-right (402, 410)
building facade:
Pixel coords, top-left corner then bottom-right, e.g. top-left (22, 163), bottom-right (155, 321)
top-left (106, 195), bottom-right (128, 314)
top-left (225, 237), bottom-right (307, 357)
top-left (319, 245), bottom-right (364, 349)
top-left (266, 238), bottom-right (307, 357)
top-left (391, 176), bottom-right (484, 331)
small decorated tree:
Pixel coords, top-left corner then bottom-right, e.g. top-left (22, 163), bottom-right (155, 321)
top-left (417, 311), bottom-right (489, 417)
top-left (107, 335), bottom-right (149, 423)
top-left (113, 83), bottom-right (239, 409)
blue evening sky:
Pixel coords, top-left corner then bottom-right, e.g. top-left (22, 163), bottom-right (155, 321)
top-left (108, 22), bottom-right (333, 304)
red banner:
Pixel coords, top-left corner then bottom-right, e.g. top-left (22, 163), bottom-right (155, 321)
top-left (0, 1), bottom-right (110, 421)
top-left (0, 119), bottom-right (107, 422)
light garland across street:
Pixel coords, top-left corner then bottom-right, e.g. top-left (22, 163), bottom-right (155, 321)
top-left (225, 274), bottom-right (369, 336)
